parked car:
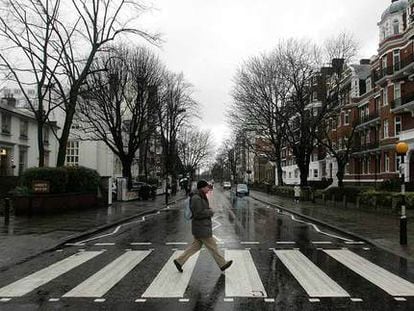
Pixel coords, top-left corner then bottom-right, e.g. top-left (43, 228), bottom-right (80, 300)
top-left (236, 183), bottom-right (249, 196)
top-left (223, 181), bottom-right (231, 190)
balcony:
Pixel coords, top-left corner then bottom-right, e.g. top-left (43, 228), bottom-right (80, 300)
top-left (391, 93), bottom-right (414, 112)
top-left (352, 141), bottom-right (380, 154)
top-left (374, 56), bottom-right (414, 85)
top-left (355, 112), bottom-right (380, 130)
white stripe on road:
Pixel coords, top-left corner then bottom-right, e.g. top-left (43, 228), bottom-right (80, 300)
top-left (94, 243), bottom-right (115, 246)
top-left (276, 241), bottom-right (296, 245)
top-left (165, 242), bottom-right (188, 245)
top-left (225, 250), bottom-right (267, 298)
top-left (0, 251), bottom-right (103, 297)
top-left (63, 250), bottom-right (152, 297)
top-left (275, 249), bottom-right (349, 298)
top-left (130, 242), bottom-right (152, 245)
top-left (240, 242), bottom-right (260, 245)
top-left (324, 249), bottom-right (414, 296)
top-left (141, 250), bottom-right (200, 298)
top-left (311, 241), bottom-right (332, 244)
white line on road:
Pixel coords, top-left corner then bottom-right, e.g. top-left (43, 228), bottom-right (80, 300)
top-left (351, 298), bottom-right (363, 302)
top-left (94, 243), bottom-right (115, 246)
top-left (142, 250), bottom-right (200, 298)
top-left (276, 241), bottom-right (296, 244)
top-left (264, 298), bottom-right (275, 302)
top-left (394, 297), bottom-right (407, 301)
top-left (311, 241), bottom-right (333, 244)
top-left (344, 241), bottom-right (365, 245)
top-left (274, 249), bottom-right (350, 298)
top-left (78, 226), bottom-right (121, 244)
top-left (225, 250), bottom-right (267, 298)
top-left (94, 298), bottom-right (105, 302)
top-left (0, 251), bottom-right (103, 297)
top-left (165, 242), bottom-right (188, 245)
top-left (135, 298), bottom-right (147, 302)
top-left (63, 250), bottom-right (152, 298)
top-left (0, 298), bottom-right (11, 302)
top-left (65, 243), bottom-right (85, 246)
top-left (324, 249), bottom-right (414, 297)
top-left (131, 242), bottom-right (152, 245)
top-left (48, 298), bottom-right (60, 302)
top-left (240, 242), bottom-right (260, 245)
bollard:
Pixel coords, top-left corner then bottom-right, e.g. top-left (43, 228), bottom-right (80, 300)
top-left (4, 197), bottom-right (10, 225)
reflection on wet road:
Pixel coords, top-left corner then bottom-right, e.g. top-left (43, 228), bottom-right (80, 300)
top-left (0, 188), bottom-right (413, 311)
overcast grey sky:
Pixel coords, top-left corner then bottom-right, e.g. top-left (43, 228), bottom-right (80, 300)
top-left (139, 0), bottom-right (391, 148)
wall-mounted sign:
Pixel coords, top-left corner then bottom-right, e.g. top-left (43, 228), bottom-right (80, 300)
top-left (32, 180), bottom-right (50, 193)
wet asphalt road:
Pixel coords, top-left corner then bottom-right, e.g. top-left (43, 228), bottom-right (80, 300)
top-left (0, 188), bottom-right (413, 310)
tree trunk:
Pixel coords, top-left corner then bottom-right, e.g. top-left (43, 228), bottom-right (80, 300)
top-left (37, 122), bottom-right (45, 167)
top-left (121, 158), bottom-right (133, 189)
top-left (336, 162), bottom-right (346, 189)
top-left (275, 153), bottom-right (284, 186)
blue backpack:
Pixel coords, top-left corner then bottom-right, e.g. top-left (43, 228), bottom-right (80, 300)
top-left (184, 196), bottom-right (193, 221)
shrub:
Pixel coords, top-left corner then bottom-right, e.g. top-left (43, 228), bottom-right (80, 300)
top-left (272, 186), bottom-right (294, 197)
top-left (21, 167), bottom-right (68, 193)
top-left (20, 166), bottom-right (100, 194)
top-left (65, 166), bottom-right (100, 193)
top-left (322, 186), bottom-right (365, 203)
top-left (379, 178), bottom-right (401, 192)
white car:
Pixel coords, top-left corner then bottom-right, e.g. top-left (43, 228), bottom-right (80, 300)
top-left (223, 181), bottom-right (231, 190)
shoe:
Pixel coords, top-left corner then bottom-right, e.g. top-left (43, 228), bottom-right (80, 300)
top-left (173, 259), bottom-right (183, 273)
top-left (220, 260), bottom-right (233, 272)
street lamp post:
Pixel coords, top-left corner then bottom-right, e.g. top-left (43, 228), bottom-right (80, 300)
top-left (396, 141), bottom-right (409, 245)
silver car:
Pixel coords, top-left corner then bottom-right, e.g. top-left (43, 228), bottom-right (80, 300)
top-left (236, 183), bottom-right (249, 196)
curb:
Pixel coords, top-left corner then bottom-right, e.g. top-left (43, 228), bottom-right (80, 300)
top-left (251, 194), bottom-right (413, 261)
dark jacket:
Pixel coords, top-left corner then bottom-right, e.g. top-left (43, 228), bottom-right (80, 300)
top-left (190, 190), bottom-right (214, 238)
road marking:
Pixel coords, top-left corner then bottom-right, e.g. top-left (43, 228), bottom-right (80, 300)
top-left (142, 250), bottom-right (200, 298)
top-left (0, 298), bottom-right (11, 302)
top-left (311, 241), bottom-right (332, 244)
top-left (264, 298), bottom-right (275, 302)
top-left (179, 298), bottom-right (189, 302)
top-left (130, 242), bottom-right (152, 245)
top-left (165, 242), bottom-right (188, 245)
top-left (135, 298), bottom-right (146, 302)
top-left (363, 248), bottom-right (371, 251)
top-left (225, 250), bottom-right (267, 298)
top-left (0, 251), bottom-right (103, 297)
top-left (48, 298), bottom-right (60, 302)
top-left (324, 249), bottom-right (414, 296)
top-left (394, 297), bottom-right (407, 301)
top-left (94, 298), bottom-right (105, 302)
top-left (94, 243), bottom-right (115, 246)
top-left (78, 226), bottom-right (121, 244)
top-left (276, 241), bottom-right (296, 245)
top-left (240, 242), bottom-right (260, 245)
top-left (351, 298), bottom-right (363, 302)
top-left (63, 250), bottom-right (151, 298)
top-left (309, 298), bottom-right (320, 302)
top-left (224, 298), bottom-right (234, 302)
top-left (274, 249), bottom-right (350, 298)
top-left (344, 241), bottom-right (365, 245)
top-left (65, 243), bottom-right (85, 246)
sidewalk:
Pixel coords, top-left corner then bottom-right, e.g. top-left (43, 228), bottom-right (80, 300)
top-left (251, 190), bottom-right (414, 261)
top-left (0, 193), bottom-right (185, 271)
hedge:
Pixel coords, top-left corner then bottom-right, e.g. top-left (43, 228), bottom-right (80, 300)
top-left (20, 166), bottom-right (100, 194)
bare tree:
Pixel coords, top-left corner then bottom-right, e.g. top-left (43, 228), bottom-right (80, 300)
top-left (51, 0), bottom-right (160, 166)
top-left (0, 0), bottom-right (65, 166)
top-left (177, 127), bottom-right (213, 180)
top-left (157, 72), bottom-right (197, 203)
top-left (76, 46), bottom-right (164, 186)
top-left (324, 31), bottom-right (359, 64)
top-left (229, 52), bottom-right (289, 185)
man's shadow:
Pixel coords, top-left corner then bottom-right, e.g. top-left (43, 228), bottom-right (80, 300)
top-left (193, 274), bottom-right (225, 310)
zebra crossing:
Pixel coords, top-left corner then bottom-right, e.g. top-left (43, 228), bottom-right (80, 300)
top-left (0, 247), bottom-right (413, 303)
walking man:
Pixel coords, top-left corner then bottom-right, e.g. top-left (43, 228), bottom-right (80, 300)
top-left (173, 179), bottom-right (233, 273)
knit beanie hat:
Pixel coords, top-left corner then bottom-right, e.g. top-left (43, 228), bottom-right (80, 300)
top-left (197, 179), bottom-right (209, 189)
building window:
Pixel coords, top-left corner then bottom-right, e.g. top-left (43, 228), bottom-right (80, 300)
top-left (383, 87), bottom-right (388, 106)
top-left (394, 82), bottom-right (401, 101)
top-left (384, 153), bottom-right (390, 172)
top-left (366, 78), bottom-right (372, 93)
top-left (66, 140), bottom-right (79, 166)
top-left (382, 56), bottom-right (387, 72)
top-left (383, 120), bottom-right (389, 138)
top-left (18, 148), bottom-right (27, 176)
top-left (393, 50), bottom-right (400, 71)
top-left (1, 113), bottom-right (11, 134)
top-left (20, 119), bottom-right (28, 138)
top-left (344, 110), bottom-right (350, 125)
top-left (313, 169), bottom-right (318, 178)
top-left (395, 116), bottom-right (402, 136)
top-left (44, 151), bottom-right (50, 167)
top-left (393, 20), bottom-right (399, 35)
